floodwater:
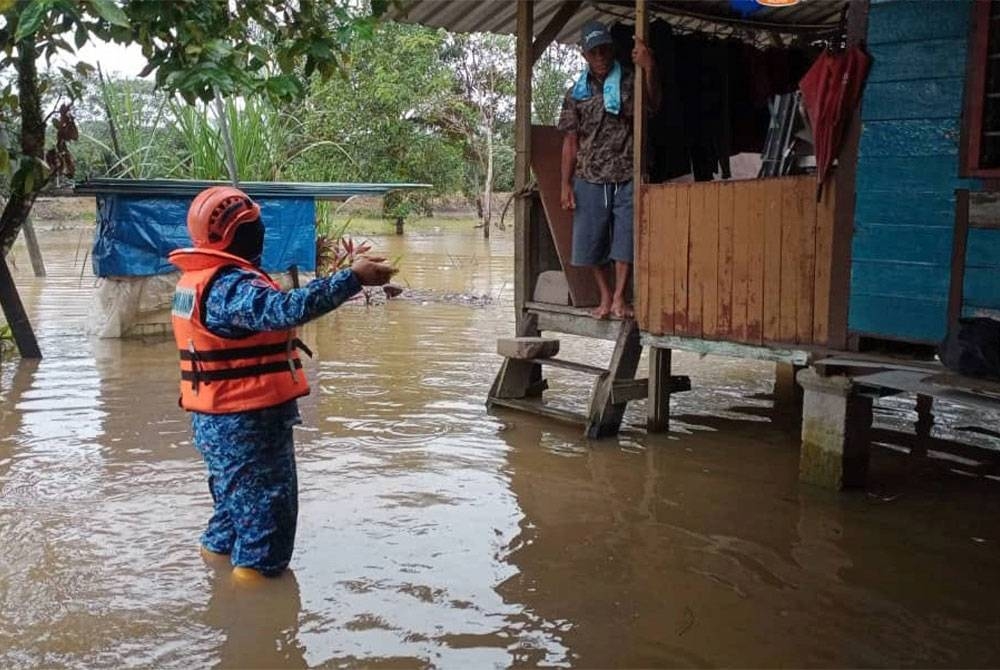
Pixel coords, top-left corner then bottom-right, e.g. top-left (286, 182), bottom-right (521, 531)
top-left (1, 222), bottom-right (999, 669)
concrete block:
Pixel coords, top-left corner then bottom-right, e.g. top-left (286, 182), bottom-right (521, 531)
top-left (532, 270), bottom-right (571, 305)
top-left (798, 369), bottom-right (873, 490)
top-left (497, 336), bottom-right (560, 360)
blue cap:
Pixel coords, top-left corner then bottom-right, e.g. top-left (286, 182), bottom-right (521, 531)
top-left (580, 20), bottom-right (613, 52)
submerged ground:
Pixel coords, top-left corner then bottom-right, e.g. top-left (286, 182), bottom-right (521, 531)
top-left (1, 209), bottom-right (998, 668)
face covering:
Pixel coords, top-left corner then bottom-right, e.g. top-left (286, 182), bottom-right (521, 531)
top-left (227, 219), bottom-right (265, 265)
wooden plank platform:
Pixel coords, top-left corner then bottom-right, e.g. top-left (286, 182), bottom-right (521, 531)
top-left (813, 354), bottom-right (942, 376)
top-left (526, 301), bottom-right (624, 341)
top-left (640, 333), bottom-right (813, 365)
top-left (488, 397), bottom-right (588, 427)
top-left (852, 370), bottom-right (1000, 412)
top-left (535, 357), bottom-right (608, 376)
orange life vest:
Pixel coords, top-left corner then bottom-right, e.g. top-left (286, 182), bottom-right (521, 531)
top-left (168, 248), bottom-right (311, 414)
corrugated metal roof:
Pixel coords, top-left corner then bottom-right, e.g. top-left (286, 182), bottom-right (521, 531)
top-left (74, 179), bottom-right (431, 201)
top-left (391, 0), bottom-right (848, 46)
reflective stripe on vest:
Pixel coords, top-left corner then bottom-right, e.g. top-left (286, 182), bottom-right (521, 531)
top-left (169, 248), bottom-right (311, 414)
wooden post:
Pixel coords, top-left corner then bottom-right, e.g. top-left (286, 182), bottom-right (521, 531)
top-left (774, 362), bottom-right (805, 427)
top-left (531, 1), bottom-right (582, 65)
top-left (0, 255), bottom-right (41, 359)
top-left (21, 217), bottom-right (45, 277)
top-left (914, 394), bottom-right (934, 456)
top-left (395, 216), bottom-right (404, 235)
top-left (647, 347), bottom-right (671, 432)
top-left (514, 1), bottom-right (534, 334)
top-left (828, 0), bottom-right (870, 350)
top-left (633, 0), bottom-right (648, 315)
top-left (587, 320), bottom-right (642, 439)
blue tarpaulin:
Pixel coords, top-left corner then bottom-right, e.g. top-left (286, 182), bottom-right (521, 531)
top-left (92, 194), bottom-right (316, 277)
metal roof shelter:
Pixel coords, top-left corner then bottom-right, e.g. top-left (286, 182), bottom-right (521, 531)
top-left (74, 178), bottom-right (431, 200)
top-left (393, 0), bottom-right (859, 431)
top-left (392, 0), bottom-right (848, 47)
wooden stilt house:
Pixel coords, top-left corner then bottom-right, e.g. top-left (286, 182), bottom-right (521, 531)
top-left (396, 0), bottom-right (1000, 489)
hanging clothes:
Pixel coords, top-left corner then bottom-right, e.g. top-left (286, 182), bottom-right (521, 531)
top-left (798, 45), bottom-right (872, 196)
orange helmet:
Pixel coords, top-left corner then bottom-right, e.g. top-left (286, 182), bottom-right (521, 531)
top-left (186, 186), bottom-right (262, 250)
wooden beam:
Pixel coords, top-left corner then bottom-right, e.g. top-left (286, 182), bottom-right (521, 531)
top-left (948, 190), bottom-right (969, 331)
top-left (514, 0), bottom-right (534, 333)
top-left (587, 320), bottom-right (642, 438)
top-left (21, 217), bottom-right (45, 277)
top-left (612, 378), bottom-right (649, 404)
top-left (0, 255), bottom-right (41, 359)
top-left (647, 347), bottom-right (671, 432)
top-left (632, 0), bottom-right (648, 332)
top-left (528, 306), bottom-right (623, 340)
top-left (531, 1), bottom-right (581, 65)
top-left (641, 332), bottom-right (814, 365)
top-left (828, 0), bottom-right (870, 350)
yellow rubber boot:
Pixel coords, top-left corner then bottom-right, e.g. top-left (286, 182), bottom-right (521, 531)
top-left (232, 566), bottom-right (270, 585)
top-left (200, 545), bottom-right (231, 567)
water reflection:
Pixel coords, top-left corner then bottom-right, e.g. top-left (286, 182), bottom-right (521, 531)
top-left (495, 412), bottom-right (1000, 668)
top-left (204, 570), bottom-right (306, 669)
top-left (1, 224), bottom-right (999, 668)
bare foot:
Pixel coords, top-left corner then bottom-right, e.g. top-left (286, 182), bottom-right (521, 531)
top-left (590, 302), bottom-right (612, 319)
top-left (611, 299), bottom-right (634, 320)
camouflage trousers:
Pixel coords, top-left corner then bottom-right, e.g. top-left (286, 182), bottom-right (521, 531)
top-left (192, 402), bottom-right (301, 576)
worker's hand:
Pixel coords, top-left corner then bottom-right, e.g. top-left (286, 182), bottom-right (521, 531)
top-left (632, 37), bottom-right (654, 71)
top-left (561, 182), bottom-right (575, 210)
top-left (350, 256), bottom-right (397, 286)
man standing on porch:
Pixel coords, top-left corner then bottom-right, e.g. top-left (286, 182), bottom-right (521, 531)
top-left (559, 19), bottom-right (659, 320)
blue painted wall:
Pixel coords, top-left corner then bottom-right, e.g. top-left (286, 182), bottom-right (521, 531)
top-left (963, 225), bottom-right (1000, 317)
top-left (850, 0), bottom-right (977, 343)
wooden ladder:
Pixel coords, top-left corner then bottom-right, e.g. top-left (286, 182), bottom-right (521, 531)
top-left (487, 318), bottom-right (690, 438)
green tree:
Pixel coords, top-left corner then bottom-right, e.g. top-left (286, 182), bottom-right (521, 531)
top-left (0, 0), bottom-right (383, 256)
top-left (533, 42), bottom-right (579, 126)
top-left (437, 32), bottom-right (514, 238)
top-left (286, 22), bottom-right (467, 203)
top-left (0, 0), bottom-right (383, 358)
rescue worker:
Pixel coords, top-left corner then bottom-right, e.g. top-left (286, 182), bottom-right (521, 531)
top-left (169, 185), bottom-right (395, 583)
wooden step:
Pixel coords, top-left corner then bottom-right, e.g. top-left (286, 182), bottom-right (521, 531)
top-left (532, 357), bottom-right (608, 376)
top-left (487, 397), bottom-right (587, 426)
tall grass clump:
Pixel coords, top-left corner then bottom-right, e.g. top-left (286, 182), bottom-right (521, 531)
top-left (82, 72), bottom-right (174, 178)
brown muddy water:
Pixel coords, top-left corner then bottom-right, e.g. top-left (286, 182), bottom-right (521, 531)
top-left (1, 223), bottom-right (999, 669)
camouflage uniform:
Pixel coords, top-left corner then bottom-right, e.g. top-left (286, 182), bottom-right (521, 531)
top-left (192, 266), bottom-right (360, 575)
top-left (558, 66), bottom-right (638, 265)
top-left (557, 67), bottom-right (636, 184)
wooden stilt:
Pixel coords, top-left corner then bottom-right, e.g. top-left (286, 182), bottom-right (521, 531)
top-left (0, 255), bottom-right (41, 359)
top-left (774, 361), bottom-right (805, 427)
top-left (513, 0), bottom-right (534, 334)
top-left (648, 347), bottom-right (672, 432)
top-left (914, 393), bottom-right (934, 457)
top-left (21, 217), bottom-right (45, 277)
top-left (587, 320), bottom-right (642, 439)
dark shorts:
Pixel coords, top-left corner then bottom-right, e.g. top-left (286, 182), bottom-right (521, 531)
top-left (571, 177), bottom-right (634, 266)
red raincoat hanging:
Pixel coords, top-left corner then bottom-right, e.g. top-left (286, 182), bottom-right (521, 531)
top-left (798, 46), bottom-right (871, 198)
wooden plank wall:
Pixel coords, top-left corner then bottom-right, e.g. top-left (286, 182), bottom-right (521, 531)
top-left (530, 125), bottom-right (602, 307)
top-left (849, 0), bottom-right (977, 344)
top-left (962, 193), bottom-right (1000, 318)
top-left (638, 175), bottom-right (836, 347)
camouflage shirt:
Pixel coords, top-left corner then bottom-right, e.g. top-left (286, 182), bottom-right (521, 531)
top-left (557, 65), bottom-right (635, 184)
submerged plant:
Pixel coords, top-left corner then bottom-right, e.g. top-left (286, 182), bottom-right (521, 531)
top-left (0, 322), bottom-right (14, 363)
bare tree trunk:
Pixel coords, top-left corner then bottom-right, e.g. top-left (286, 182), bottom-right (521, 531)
top-left (0, 36), bottom-right (43, 358)
top-left (483, 123), bottom-right (493, 240)
top-left (0, 36), bottom-right (46, 257)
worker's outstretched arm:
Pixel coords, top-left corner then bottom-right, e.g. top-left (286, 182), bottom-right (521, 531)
top-left (204, 258), bottom-right (394, 336)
